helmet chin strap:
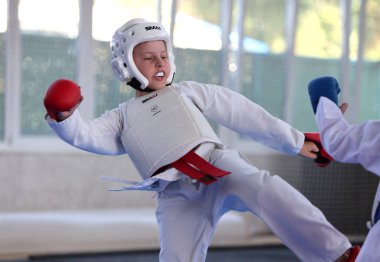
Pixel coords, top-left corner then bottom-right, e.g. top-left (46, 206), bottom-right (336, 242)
top-left (127, 73), bottom-right (176, 93)
top-left (127, 77), bottom-right (155, 93)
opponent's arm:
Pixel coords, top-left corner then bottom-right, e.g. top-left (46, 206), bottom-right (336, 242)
top-left (316, 98), bottom-right (380, 175)
top-left (309, 76), bottom-right (380, 173)
top-left (306, 76), bottom-right (345, 166)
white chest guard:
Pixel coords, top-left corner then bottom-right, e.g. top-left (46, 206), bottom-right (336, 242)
top-left (121, 86), bottom-right (222, 180)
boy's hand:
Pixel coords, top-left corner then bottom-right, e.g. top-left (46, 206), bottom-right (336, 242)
top-left (303, 132), bottom-right (333, 167)
top-left (44, 79), bottom-right (83, 121)
top-left (299, 140), bottom-right (319, 160)
top-left (55, 104), bottom-right (81, 121)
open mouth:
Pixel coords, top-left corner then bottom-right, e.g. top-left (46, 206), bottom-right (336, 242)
top-left (155, 71), bottom-right (164, 77)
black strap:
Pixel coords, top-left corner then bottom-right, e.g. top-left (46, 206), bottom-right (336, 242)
top-left (127, 77), bottom-right (155, 93)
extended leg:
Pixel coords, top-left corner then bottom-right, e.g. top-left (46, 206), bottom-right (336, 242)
top-left (210, 148), bottom-right (352, 261)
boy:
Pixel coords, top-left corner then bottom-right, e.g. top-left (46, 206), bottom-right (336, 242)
top-left (44, 18), bottom-right (358, 261)
top-left (309, 76), bottom-right (380, 261)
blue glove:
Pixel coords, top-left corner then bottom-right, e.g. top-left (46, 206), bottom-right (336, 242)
top-left (308, 76), bottom-right (340, 114)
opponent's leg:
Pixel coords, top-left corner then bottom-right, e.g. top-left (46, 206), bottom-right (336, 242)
top-left (356, 222), bottom-right (380, 261)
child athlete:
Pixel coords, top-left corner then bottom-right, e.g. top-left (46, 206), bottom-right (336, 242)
top-left (309, 76), bottom-right (380, 262)
top-left (44, 18), bottom-right (358, 261)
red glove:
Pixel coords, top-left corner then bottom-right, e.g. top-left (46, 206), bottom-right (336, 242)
top-left (44, 79), bottom-right (83, 120)
top-left (304, 132), bottom-right (333, 167)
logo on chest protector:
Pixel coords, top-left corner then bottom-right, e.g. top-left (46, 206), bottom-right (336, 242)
top-left (142, 93), bottom-right (158, 104)
top-left (151, 104), bottom-right (161, 116)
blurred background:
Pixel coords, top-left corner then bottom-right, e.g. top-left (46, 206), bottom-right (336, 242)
top-left (0, 0), bottom-right (379, 261)
top-left (1, 0), bottom-right (380, 144)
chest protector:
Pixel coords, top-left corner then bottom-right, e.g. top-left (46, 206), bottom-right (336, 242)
top-left (121, 86), bottom-right (222, 180)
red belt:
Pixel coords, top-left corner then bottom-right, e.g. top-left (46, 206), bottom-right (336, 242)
top-left (171, 150), bottom-right (231, 185)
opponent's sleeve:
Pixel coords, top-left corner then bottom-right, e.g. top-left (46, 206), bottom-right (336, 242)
top-left (177, 81), bottom-right (304, 155)
top-left (47, 108), bottom-right (127, 155)
top-left (316, 97), bottom-right (380, 176)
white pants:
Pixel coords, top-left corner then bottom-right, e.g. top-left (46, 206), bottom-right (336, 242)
top-left (156, 148), bottom-right (351, 262)
top-left (357, 221), bottom-right (380, 262)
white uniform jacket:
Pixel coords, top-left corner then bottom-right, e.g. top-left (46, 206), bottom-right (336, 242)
top-left (316, 97), bottom-right (380, 202)
top-left (316, 97), bottom-right (380, 262)
top-left (48, 81), bottom-right (304, 183)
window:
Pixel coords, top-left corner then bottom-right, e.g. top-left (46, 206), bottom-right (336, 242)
top-left (19, 0), bottom-right (79, 135)
top-left (1, 0), bottom-right (380, 151)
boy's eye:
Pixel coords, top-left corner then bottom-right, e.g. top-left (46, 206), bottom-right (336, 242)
top-left (144, 57), bottom-right (152, 60)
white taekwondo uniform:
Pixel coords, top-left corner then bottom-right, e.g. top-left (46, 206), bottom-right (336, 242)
top-left (316, 97), bottom-right (380, 262)
top-left (48, 81), bottom-right (351, 262)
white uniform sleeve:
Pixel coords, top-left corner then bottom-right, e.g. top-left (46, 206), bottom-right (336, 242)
top-left (316, 97), bottom-right (380, 177)
top-left (47, 108), bottom-right (127, 155)
top-left (176, 81), bottom-right (304, 155)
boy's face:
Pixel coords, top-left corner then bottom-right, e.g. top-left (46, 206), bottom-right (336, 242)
top-left (133, 40), bottom-right (171, 92)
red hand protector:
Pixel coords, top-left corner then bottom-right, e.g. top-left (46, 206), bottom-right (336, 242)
top-left (44, 79), bottom-right (83, 120)
top-left (346, 246), bottom-right (360, 262)
top-left (304, 132), bottom-right (333, 167)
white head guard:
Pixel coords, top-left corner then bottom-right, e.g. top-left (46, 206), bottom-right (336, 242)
top-left (110, 18), bottom-right (176, 91)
